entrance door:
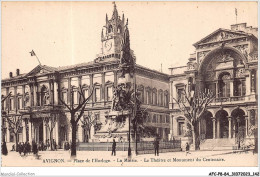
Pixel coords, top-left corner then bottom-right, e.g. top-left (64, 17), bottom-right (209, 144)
top-left (205, 118), bottom-right (213, 139)
top-left (39, 122), bottom-right (43, 142)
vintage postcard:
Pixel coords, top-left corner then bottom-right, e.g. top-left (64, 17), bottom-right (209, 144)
top-left (1, 1), bottom-right (258, 171)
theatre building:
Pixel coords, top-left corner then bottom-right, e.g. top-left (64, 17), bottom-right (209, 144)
top-left (1, 4), bottom-right (170, 148)
top-left (169, 23), bottom-right (258, 149)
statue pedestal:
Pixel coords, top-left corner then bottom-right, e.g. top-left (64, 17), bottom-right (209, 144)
top-left (93, 110), bottom-right (133, 142)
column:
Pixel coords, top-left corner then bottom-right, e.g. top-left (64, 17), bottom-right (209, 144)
top-left (217, 118), bottom-right (220, 138)
top-left (22, 120), bottom-right (27, 142)
top-left (113, 71), bottom-right (118, 86)
top-left (245, 116), bottom-right (248, 137)
top-left (28, 121), bottom-right (32, 143)
top-left (6, 124), bottom-right (10, 142)
top-left (43, 120), bottom-right (47, 144)
top-left (90, 74), bottom-right (94, 104)
top-left (228, 117), bottom-right (232, 138)
top-left (67, 78), bottom-right (71, 105)
top-left (102, 72), bottom-right (105, 102)
top-left (54, 81), bottom-right (59, 105)
top-left (31, 122), bottom-right (35, 142)
top-left (14, 86), bottom-right (17, 110)
top-left (247, 110), bottom-right (251, 132)
top-left (22, 85), bottom-right (25, 108)
top-left (216, 82), bottom-right (219, 98)
top-left (169, 81), bottom-right (173, 109)
top-left (246, 74), bottom-right (251, 96)
top-left (212, 118), bottom-right (216, 139)
top-left (55, 119), bottom-right (59, 146)
top-left (49, 81), bottom-right (53, 105)
top-left (230, 80), bottom-right (233, 97)
top-left (33, 84), bottom-right (37, 106)
top-left (30, 84), bottom-right (33, 106)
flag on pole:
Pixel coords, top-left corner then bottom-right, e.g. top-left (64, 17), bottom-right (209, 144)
top-left (235, 8), bottom-right (237, 16)
top-left (30, 50), bottom-right (36, 56)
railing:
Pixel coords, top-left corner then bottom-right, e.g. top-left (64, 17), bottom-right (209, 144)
top-left (77, 140), bottom-right (182, 154)
top-left (213, 96), bottom-right (245, 103)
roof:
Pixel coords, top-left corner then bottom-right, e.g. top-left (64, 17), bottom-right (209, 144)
top-left (193, 28), bottom-right (256, 47)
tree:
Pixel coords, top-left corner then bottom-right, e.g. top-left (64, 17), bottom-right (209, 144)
top-left (58, 84), bottom-right (94, 157)
top-left (43, 115), bottom-right (57, 150)
top-left (5, 113), bottom-right (23, 152)
top-left (173, 89), bottom-right (214, 150)
top-left (1, 92), bottom-right (12, 143)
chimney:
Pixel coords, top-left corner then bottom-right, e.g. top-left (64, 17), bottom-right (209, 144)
top-left (16, 69), bottom-right (20, 76)
top-left (9, 72), bottom-right (13, 78)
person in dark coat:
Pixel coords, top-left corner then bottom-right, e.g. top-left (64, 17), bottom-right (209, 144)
top-left (23, 142), bottom-right (28, 156)
top-left (2, 141), bottom-right (8, 155)
top-left (111, 139), bottom-right (116, 156)
top-left (185, 142), bottom-right (190, 156)
top-left (153, 138), bottom-right (159, 156)
top-left (18, 142), bottom-right (23, 155)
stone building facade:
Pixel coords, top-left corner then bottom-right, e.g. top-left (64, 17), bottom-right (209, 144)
top-left (1, 4), bottom-right (170, 148)
top-left (169, 23), bottom-right (258, 149)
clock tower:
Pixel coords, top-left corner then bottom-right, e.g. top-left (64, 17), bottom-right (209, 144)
top-left (97, 2), bottom-right (125, 60)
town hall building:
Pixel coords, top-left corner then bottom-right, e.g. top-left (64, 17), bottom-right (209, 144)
top-left (1, 4), bottom-right (170, 148)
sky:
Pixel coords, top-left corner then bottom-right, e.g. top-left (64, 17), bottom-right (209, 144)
top-left (1, 1), bottom-right (258, 79)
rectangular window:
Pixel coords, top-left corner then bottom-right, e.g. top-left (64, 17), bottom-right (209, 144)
top-left (166, 115), bottom-right (170, 123)
top-left (160, 115), bottom-right (163, 123)
top-left (95, 88), bottom-right (100, 102)
top-left (9, 98), bottom-right (13, 110)
top-left (178, 122), bottom-right (184, 135)
top-left (62, 92), bottom-right (67, 104)
top-left (177, 88), bottom-right (185, 102)
top-left (73, 91), bottom-right (78, 105)
top-left (242, 80), bottom-right (246, 96)
top-left (17, 97), bottom-right (22, 109)
top-left (107, 87), bottom-right (112, 101)
top-left (83, 89), bottom-right (89, 98)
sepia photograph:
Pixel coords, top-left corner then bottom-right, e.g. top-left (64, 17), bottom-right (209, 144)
top-left (0, 0), bottom-right (258, 174)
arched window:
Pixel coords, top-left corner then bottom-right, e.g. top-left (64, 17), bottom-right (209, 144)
top-left (152, 89), bottom-right (157, 105)
top-left (219, 73), bottom-right (230, 97)
top-left (158, 90), bottom-right (163, 106)
top-left (145, 88), bottom-right (151, 104)
top-left (40, 85), bottom-right (49, 106)
top-left (234, 79), bottom-right (246, 96)
top-left (117, 25), bottom-right (122, 33)
top-left (164, 91), bottom-right (169, 107)
top-left (24, 92), bottom-right (30, 107)
top-left (137, 85), bottom-right (144, 103)
top-left (108, 25), bottom-right (113, 33)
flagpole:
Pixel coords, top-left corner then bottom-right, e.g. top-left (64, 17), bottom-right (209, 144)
top-left (35, 54), bottom-right (42, 65)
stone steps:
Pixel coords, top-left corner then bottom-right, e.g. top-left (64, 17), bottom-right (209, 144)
top-left (200, 138), bottom-right (237, 151)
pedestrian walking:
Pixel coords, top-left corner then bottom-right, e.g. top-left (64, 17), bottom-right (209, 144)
top-left (111, 139), bottom-right (116, 156)
top-left (185, 142), bottom-right (190, 156)
top-left (18, 142), bottom-right (23, 155)
top-left (2, 141), bottom-right (8, 155)
top-left (153, 138), bottom-right (159, 156)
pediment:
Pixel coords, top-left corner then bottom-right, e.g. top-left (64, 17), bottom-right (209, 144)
top-left (26, 65), bottom-right (57, 77)
top-left (194, 29), bottom-right (249, 47)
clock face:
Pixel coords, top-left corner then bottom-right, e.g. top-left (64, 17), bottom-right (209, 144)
top-left (104, 41), bottom-right (112, 52)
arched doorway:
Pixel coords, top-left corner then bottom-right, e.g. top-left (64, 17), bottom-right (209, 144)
top-left (231, 108), bottom-right (246, 139)
top-left (215, 110), bottom-right (229, 138)
top-left (200, 111), bottom-right (213, 139)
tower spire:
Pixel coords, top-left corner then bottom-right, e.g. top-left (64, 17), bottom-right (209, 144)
top-left (112, 1), bottom-right (118, 19)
